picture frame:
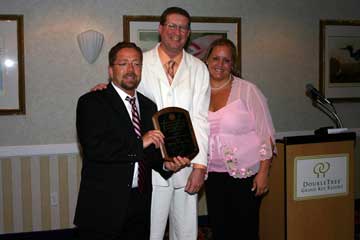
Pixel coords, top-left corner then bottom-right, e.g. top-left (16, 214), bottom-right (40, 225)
top-left (0, 15), bottom-right (25, 115)
top-left (123, 15), bottom-right (241, 75)
top-left (319, 19), bottom-right (360, 101)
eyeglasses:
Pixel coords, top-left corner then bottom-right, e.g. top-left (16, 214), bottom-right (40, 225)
top-left (163, 23), bottom-right (189, 33)
top-left (112, 61), bottom-right (142, 68)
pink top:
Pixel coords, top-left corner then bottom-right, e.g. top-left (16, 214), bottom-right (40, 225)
top-left (208, 76), bottom-right (276, 178)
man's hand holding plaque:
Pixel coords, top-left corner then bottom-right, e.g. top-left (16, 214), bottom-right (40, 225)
top-left (152, 107), bottom-right (199, 162)
top-left (142, 130), bottom-right (164, 149)
top-left (142, 129), bottom-right (190, 172)
top-left (164, 156), bottom-right (191, 172)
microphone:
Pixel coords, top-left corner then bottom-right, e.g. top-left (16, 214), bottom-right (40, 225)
top-left (305, 84), bottom-right (331, 105)
top-left (305, 83), bottom-right (345, 130)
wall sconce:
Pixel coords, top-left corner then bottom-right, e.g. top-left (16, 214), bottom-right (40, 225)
top-left (77, 29), bottom-right (104, 64)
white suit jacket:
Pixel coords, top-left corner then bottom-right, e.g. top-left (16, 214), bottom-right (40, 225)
top-left (138, 44), bottom-right (210, 187)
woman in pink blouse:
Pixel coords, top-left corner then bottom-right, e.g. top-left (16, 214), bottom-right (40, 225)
top-left (204, 38), bottom-right (276, 240)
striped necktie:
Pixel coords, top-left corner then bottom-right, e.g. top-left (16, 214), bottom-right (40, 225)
top-left (126, 96), bottom-right (146, 193)
top-left (166, 60), bottom-right (176, 81)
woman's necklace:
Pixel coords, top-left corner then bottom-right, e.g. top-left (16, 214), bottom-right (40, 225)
top-left (211, 75), bottom-right (232, 91)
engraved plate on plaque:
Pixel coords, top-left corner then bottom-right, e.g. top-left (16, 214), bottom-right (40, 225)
top-left (152, 107), bottom-right (199, 161)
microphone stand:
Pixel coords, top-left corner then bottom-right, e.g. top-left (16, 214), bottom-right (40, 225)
top-left (313, 98), bottom-right (343, 128)
top-left (305, 84), bottom-right (347, 134)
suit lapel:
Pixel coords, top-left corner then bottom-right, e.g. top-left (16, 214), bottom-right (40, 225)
top-left (104, 83), bottom-right (136, 135)
top-left (147, 47), bottom-right (190, 88)
top-left (105, 83), bottom-right (127, 114)
top-left (147, 47), bottom-right (169, 86)
top-left (105, 83), bottom-right (152, 138)
top-left (171, 52), bottom-right (189, 88)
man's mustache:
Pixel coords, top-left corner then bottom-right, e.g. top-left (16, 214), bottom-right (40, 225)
top-left (124, 72), bottom-right (137, 78)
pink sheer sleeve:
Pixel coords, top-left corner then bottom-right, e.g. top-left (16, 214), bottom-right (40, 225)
top-left (242, 81), bottom-right (276, 160)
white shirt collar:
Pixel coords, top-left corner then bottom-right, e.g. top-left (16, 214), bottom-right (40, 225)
top-left (111, 82), bottom-right (138, 101)
top-left (111, 82), bottom-right (140, 119)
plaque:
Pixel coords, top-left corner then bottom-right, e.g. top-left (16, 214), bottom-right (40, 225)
top-left (152, 107), bottom-right (199, 161)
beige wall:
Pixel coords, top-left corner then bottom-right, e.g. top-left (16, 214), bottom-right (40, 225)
top-left (0, 0), bottom-right (359, 146)
top-left (0, 0), bottom-right (359, 234)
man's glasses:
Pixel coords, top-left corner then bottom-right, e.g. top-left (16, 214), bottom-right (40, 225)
top-left (163, 23), bottom-right (189, 33)
top-left (112, 61), bottom-right (142, 69)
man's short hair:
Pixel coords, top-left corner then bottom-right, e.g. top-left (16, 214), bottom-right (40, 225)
top-left (108, 41), bottom-right (143, 66)
top-left (159, 7), bottom-right (191, 28)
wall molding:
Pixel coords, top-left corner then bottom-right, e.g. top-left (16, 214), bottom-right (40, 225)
top-left (0, 129), bottom-right (359, 158)
top-left (0, 144), bottom-right (79, 158)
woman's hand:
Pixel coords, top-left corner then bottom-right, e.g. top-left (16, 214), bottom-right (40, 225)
top-left (252, 159), bottom-right (271, 196)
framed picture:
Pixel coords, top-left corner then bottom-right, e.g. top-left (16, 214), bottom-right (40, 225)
top-left (0, 15), bottom-right (25, 115)
top-left (319, 19), bottom-right (360, 101)
top-left (123, 15), bottom-right (241, 75)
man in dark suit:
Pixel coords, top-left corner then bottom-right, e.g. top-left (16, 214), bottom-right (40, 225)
top-left (74, 42), bottom-right (190, 240)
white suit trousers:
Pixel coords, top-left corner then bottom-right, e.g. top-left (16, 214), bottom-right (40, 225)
top-left (150, 185), bottom-right (198, 240)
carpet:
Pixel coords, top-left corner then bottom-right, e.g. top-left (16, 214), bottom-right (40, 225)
top-left (0, 202), bottom-right (358, 240)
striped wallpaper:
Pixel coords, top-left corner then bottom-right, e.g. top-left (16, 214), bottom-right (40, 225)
top-left (0, 152), bottom-right (81, 234)
top-left (0, 144), bottom-right (209, 235)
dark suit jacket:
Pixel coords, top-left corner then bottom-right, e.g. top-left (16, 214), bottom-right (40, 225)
top-left (74, 83), bottom-right (170, 231)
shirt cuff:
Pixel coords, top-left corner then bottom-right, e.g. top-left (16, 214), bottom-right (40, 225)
top-left (162, 163), bottom-right (170, 172)
top-left (192, 163), bottom-right (207, 170)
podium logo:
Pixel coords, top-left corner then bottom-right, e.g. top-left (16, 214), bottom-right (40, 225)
top-left (313, 162), bottom-right (330, 178)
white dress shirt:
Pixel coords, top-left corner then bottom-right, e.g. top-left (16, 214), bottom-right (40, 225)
top-left (111, 82), bottom-right (140, 188)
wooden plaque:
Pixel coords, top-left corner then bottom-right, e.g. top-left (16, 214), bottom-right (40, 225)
top-left (152, 107), bottom-right (199, 161)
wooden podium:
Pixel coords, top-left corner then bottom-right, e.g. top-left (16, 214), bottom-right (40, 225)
top-left (260, 132), bottom-right (356, 240)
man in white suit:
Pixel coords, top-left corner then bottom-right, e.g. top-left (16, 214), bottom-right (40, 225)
top-left (138, 7), bottom-right (210, 240)
top-left (91, 7), bottom-right (210, 240)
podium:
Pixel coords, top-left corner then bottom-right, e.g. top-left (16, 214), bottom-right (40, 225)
top-left (260, 132), bottom-right (356, 240)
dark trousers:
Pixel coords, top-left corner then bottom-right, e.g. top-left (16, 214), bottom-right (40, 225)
top-left (77, 188), bottom-right (151, 240)
top-left (205, 172), bottom-right (262, 240)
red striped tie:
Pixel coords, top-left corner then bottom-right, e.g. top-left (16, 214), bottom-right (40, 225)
top-left (126, 96), bottom-right (146, 193)
top-left (166, 60), bottom-right (176, 82)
